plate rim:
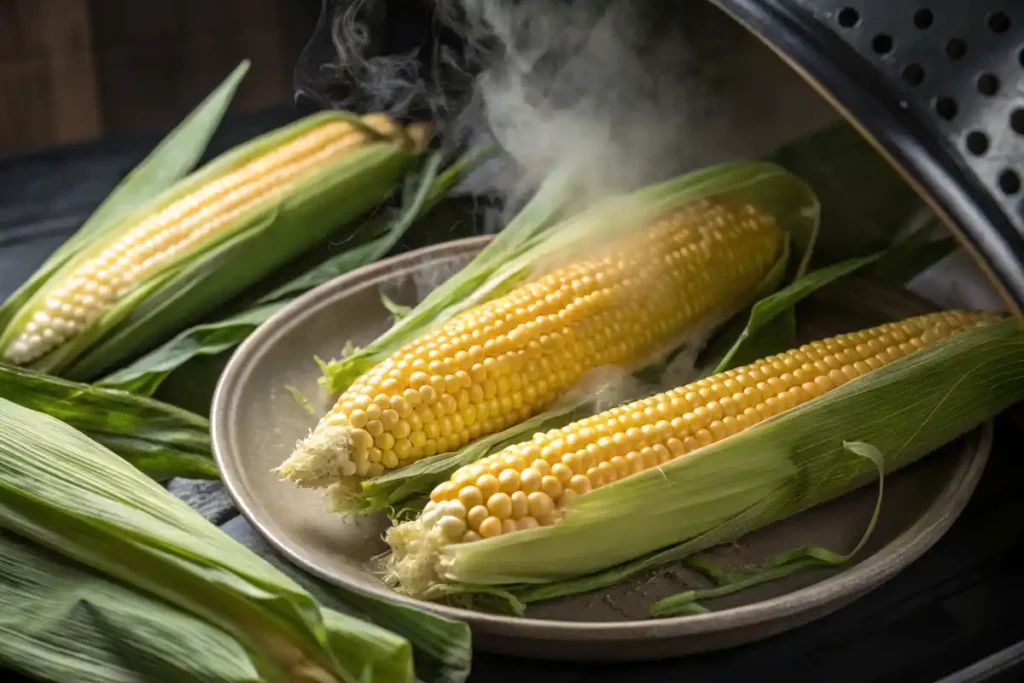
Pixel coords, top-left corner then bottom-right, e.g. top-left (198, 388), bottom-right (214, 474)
top-left (211, 235), bottom-right (993, 644)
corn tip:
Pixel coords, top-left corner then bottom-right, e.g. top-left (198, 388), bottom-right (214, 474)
top-left (274, 425), bottom-right (355, 487)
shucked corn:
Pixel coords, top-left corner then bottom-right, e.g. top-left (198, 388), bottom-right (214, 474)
top-left (1, 114), bottom-right (406, 367)
top-left (387, 309), bottom-right (1000, 585)
top-left (275, 199), bottom-right (785, 490)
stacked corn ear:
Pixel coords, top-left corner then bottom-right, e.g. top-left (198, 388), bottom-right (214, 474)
top-left (0, 528), bottom-right (285, 683)
top-left (0, 112), bottom-right (426, 380)
top-left (385, 310), bottom-right (1024, 597)
top-left (0, 397), bottom-right (472, 683)
top-left (275, 197), bottom-right (787, 497)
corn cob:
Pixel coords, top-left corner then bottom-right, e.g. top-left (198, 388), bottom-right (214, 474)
top-left (275, 198), bottom-right (785, 490)
top-left (1, 114), bottom-right (398, 365)
top-left (0, 113), bottom-right (423, 377)
top-left (386, 309), bottom-right (1003, 594)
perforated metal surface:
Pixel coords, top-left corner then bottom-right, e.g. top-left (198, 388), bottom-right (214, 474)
top-left (803, 2), bottom-right (1024, 239)
top-left (709, 0), bottom-right (1024, 314)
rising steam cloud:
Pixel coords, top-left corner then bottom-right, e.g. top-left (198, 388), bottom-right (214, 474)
top-left (443, 0), bottom-right (738, 202)
top-left (296, 0), bottom-right (833, 219)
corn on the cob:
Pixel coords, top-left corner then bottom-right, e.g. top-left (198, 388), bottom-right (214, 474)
top-left (275, 199), bottom-right (785, 490)
top-left (386, 309), bottom-right (1003, 594)
top-left (0, 115), bottom-right (409, 367)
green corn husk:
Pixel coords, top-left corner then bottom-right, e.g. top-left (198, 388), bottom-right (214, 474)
top-left (0, 398), bottom-right (471, 683)
top-left (0, 528), bottom-right (264, 683)
top-left (97, 147), bottom-right (494, 401)
top-left (866, 215), bottom-right (958, 284)
top-left (0, 362), bottom-right (215, 481)
top-left (0, 80), bottom-right (423, 382)
top-left (707, 252), bottom-right (884, 373)
top-left (0, 527), bottom-right (416, 683)
top-left (647, 441), bottom-right (886, 617)
top-left (398, 317), bottom-right (1024, 601)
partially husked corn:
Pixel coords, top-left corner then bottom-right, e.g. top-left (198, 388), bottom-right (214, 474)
top-left (417, 310), bottom-right (1000, 544)
top-left (276, 199), bottom-right (785, 490)
top-left (1, 115), bottom-right (403, 366)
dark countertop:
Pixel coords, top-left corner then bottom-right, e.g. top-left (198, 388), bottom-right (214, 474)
top-left (1, 110), bottom-right (1021, 683)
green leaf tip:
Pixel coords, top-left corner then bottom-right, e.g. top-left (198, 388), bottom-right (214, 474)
top-left (649, 440), bottom-right (886, 617)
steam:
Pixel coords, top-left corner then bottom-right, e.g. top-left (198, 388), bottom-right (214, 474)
top-left (442, 0), bottom-right (739, 202)
top-left (294, 0), bottom-right (475, 132)
top-left (298, 0), bottom-right (843, 235)
top-left (296, 0), bottom-right (826, 215)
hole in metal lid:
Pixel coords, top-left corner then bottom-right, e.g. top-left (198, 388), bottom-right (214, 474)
top-left (837, 7), bottom-right (860, 28)
top-left (977, 73), bottom-right (1000, 96)
top-left (966, 131), bottom-right (990, 155)
top-left (1020, 46), bottom-right (1024, 67)
top-left (999, 169), bottom-right (1021, 195)
top-left (988, 12), bottom-right (1011, 34)
top-left (935, 96), bottom-right (958, 120)
top-left (1011, 109), bottom-right (1024, 135)
top-left (872, 34), bottom-right (894, 54)
top-left (946, 38), bottom-right (967, 59)
top-left (913, 9), bottom-right (934, 29)
top-left (902, 63), bottom-right (925, 85)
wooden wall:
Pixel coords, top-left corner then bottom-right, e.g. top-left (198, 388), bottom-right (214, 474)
top-left (0, 0), bottom-right (320, 154)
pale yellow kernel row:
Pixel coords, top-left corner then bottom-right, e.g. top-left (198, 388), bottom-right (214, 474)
top-left (3, 115), bottom-right (394, 365)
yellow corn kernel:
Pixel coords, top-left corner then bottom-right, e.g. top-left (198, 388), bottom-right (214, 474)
top-left (1, 115), bottom-right (401, 366)
top-left (425, 310), bottom-right (1000, 543)
top-left (279, 198), bottom-right (786, 488)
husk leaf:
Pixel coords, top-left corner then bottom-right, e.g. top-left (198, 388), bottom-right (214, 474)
top-left (0, 398), bottom-right (425, 683)
top-left (711, 252), bottom-right (883, 373)
top-left (0, 362), bottom-right (215, 481)
top-left (867, 216), bottom-right (958, 284)
top-left (769, 121), bottom-right (923, 266)
top-left (222, 520), bottom-right (472, 683)
top-left (0, 529), bottom-right (264, 683)
top-left (649, 440), bottom-right (885, 617)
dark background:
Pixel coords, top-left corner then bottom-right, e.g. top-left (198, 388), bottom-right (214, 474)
top-left (0, 0), bottom-right (319, 154)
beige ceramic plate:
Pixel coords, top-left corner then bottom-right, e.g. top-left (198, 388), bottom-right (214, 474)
top-left (212, 236), bottom-right (992, 660)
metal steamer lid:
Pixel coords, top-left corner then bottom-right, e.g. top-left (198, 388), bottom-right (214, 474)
top-left (707, 0), bottom-right (1024, 317)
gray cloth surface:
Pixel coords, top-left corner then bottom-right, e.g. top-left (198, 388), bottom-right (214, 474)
top-left (167, 478), bottom-right (238, 525)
